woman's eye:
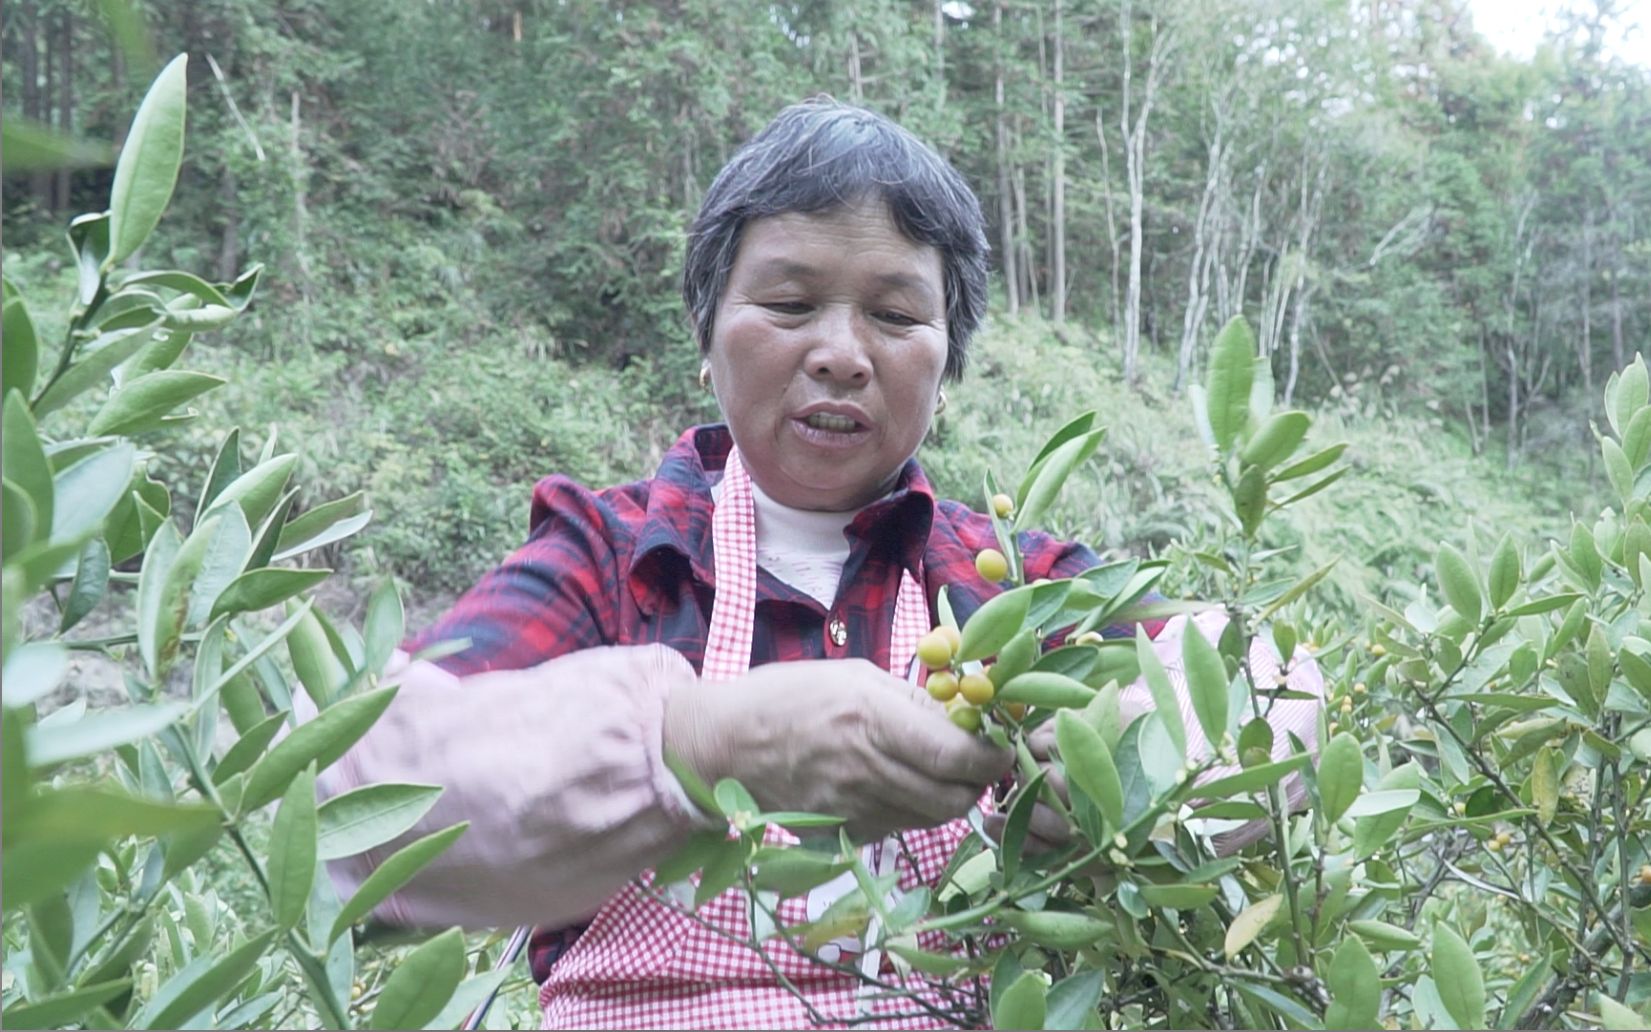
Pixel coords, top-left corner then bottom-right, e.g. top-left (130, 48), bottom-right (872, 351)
top-left (875, 310), bottom-right (919, 327)
top-left (763, 301), bottom-right (811, 315)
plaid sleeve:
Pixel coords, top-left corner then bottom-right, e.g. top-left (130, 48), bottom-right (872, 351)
top-left (406, 476), bottom-right (629, 676)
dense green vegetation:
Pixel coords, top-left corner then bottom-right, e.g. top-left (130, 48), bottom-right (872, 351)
top-left (4, 2), bottom-right (1649, 1029)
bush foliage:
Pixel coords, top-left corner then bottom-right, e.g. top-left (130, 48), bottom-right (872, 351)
top-left (5, 53), bottom-right (1650, 1032)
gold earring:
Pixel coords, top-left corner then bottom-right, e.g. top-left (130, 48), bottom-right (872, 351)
top-left (698, 365), bottom-right (712, 392)
top-left (934, 389), bottom-right (948, 417)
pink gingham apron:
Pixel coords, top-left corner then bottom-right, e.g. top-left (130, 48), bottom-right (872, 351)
top-left (539, 447), bottom-right (976, 1029)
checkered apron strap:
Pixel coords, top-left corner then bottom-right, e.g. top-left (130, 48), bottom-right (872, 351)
top-left (539, 447), bottom-right (945, 1028)
top-left (706, 445), bottom-right (928, 681)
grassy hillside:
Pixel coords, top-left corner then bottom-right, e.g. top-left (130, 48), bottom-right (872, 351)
top-left (2, 245), bottom-right (1600, 629)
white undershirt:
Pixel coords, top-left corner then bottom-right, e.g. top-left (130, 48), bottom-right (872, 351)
top-left (711, 478), bottom-right (857, 607)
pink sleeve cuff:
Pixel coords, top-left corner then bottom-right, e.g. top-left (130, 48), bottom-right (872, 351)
top-left (315, 643), bottom-right (703, 930)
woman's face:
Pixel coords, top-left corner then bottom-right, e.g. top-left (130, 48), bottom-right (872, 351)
top-left (707, 200), bottom-right (949, 512)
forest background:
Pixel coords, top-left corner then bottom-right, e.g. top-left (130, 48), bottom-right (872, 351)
top-left (5, 0), bottom-right (1647, 619)
top-left (2, 0), bottom-right (1649, 1025)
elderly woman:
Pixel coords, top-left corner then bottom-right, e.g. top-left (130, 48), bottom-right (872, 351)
top-left (323, 98), bottom-right (1320, 1029)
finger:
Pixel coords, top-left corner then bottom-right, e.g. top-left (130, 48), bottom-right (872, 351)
top-left (1042, 765), bottom-right (1070, 806)
top-left (1027, 720), bottom-right (1057, 760)
top-left (875, 694), bottom-right (1014, 788)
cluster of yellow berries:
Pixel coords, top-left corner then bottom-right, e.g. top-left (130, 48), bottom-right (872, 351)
top-left (1486, 828), bottom-right (1516, 852)
top-left (918, 625), bottom-right (993, 731)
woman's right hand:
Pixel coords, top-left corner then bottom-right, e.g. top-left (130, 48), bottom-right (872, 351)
top-left (664, 659), bottom-right (1013, 842)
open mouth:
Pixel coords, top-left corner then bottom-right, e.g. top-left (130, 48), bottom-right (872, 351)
top-left (803, 412), bottom-right (861, 432)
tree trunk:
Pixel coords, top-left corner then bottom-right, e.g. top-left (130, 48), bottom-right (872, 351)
top-left (1013, 130), bottom-right (1039, 313)
top-left (848, 30), bottom-right (863, 103)
top-left (217, 166), bottom-right (241, 282)
top-left (291, 91), bottom-right (315, 349)
top-left (55, 8), bottom-right (75, 213)
top-left (1609, 265), bottom-right (1625, 370)
top-left (1578, 208), bottom-right (1593, 394)
top-left (35, 3), bottom-right (55, 210)
top-left (1177, 114), bottom-right (1226, 394)
top-left (994, 1), bottom-right (1019, 315)
top-left (1050, 0), bottom-right (1066, 324)
top-left (933, 0), bottom-right (945, 111)
top-left (1095, 107), bottom-right (1122, 341)
top-left (1507, 344), bottom-right (1520, 470)
top-left (1120, 4), bottom-right (1174, 386)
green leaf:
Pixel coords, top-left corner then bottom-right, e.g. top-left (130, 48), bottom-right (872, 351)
top-left (1014, 428), bottom-right (1104, 532)
top-left (996, 671), bottom-right (1096, 709)
top-left (1435, 543), bottom-right (1482, 624)
top-left (1323, 936), bottom-right (1380, 1030)
top-left (1570, 522), bottom-right (1603, 592)
top-left (1134, 624), bottom-right (1187, 754)
top-left (1603, 437), bottom-right (1635, 501)
top-left (185, 504), bottom-right (251, 629)
top-left (1197, 754), bottom-right (1311, 799)
top-left (1431, 924), bottom-right (1486, 1029)
top-left (958, 584), bottom-right (1033, 663)
top-left (1056, 710), bottom-right (1123, 830)
top-left (370, 926), bottom-right (466, 1029)
top-left (107, 54), bottom-right (189, 266)
top-left (317, 782), bottom-right (442, 861)
top-left (67, 211), bottom-right (110, 307)
top-left (1257, 556), bottom-right (1341, 623)
top-left (273, 491), bottom-right (371, 561)
top-left (3, 641), bottom-right (67, 709)
top-left (123, 269), bottom-right (234, 308)
top-left (134, 927), bottom-right (277, 1030)
top-left (1240, 410), bottom-right (1310, 471)
top-left (1233, 465), bottom-right (1268, 535)
top-left (1224, 893), bottom-right (1283, 959)
top-left (243, 686), bottom-right (398, 812)
top-left (1342, 788), bottom-right (1419, 818)
top-left (1206, 316), bottom-right (1257, 452)
top-left (1, 839), bottom-right (103, 914)
top-left (1137, 883), bottom-right (1219, 909)
top-left (203, 453), bottom-right (297, 534)
top-left (59, 537), bottom-right (112, 633)
top-left (2, 478), bottom-right (36, 559)
top-left (1530, 747), bottom-right (1560, 825)
top-left (364, 578), bottom-right (405, 676)
top-left (1044, 970), bottom-right (1104, 1031)
top-left (420, 967), bottom-right (515, 1032)
top-left (749, 847), bottom-right (851, 896)
top-left (209, 566), bottom-right (331, 621)
top-left (1586, 623), bottom-right (1613, 705)
top-left (1, 978), bottom-right (132, 1028)
top-left (26, 703), bottom-right (187, 767)
top-left (86, 370), bottom-right (224, 437)
top-left (1348, 919), bottom-right (1423, 951)
top-left (32, 323), bottom-right (162, 416)
top-left (4, 391), bottom-right (52, 542)
top-left (198, 597), bottom-right (316, 710)
top-left (999, 768), bottom-right (1046, 884)
top-left (1182, 619), bottom-right (1230, 746)
top-left (1623, 405), bottom-right (1651, 468)
top-left (1272, 441), bottom-right (1347, 482)
top-left (1599, 995), bottom-right (1651, 1030)
top-left (268, 765), bottom-right (317, 931)
top-left (1613, 359), bottom-right (1650, 441)
top-left (693, 837), bottom-right (749, 907)
top-left (330, 823), bottom-right (468, 942)
top-left (992, 972), bottom-right (1047, 1032)
top-left (213, 711), bottom-right (287, 785)
top-left (50, 442), bottom-right (136, 546)
top-left (140, 512), bottom-right (226, 679)
top-left (1317, 733), bottom-right (1364, 824)
top-left (1487, 535), bottom-right (1521, 610)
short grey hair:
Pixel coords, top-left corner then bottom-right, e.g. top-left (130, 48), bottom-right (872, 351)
top-left (682, 98), bottom-right (989, 381)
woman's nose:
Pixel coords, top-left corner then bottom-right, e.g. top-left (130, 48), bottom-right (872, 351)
top-left (805, 307), bottom-right (873, 386)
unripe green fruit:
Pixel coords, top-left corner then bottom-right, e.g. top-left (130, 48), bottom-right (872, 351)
top-left (948, 702), bottom-right (983, 733)
top-left (926, 670), bottom-right (960, 702)
top-left (991, 493), bottom-right (1015, 518)
top-left (976, 548), bottom-right (1009, 582)
top-left (959, 672), bottom-right (995, 705)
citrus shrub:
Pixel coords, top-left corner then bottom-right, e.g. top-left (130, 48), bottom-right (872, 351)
top-left (2, 56), bottom-right (497, 1029)
top-left (655, 318), bottom-right (1651, 1030)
